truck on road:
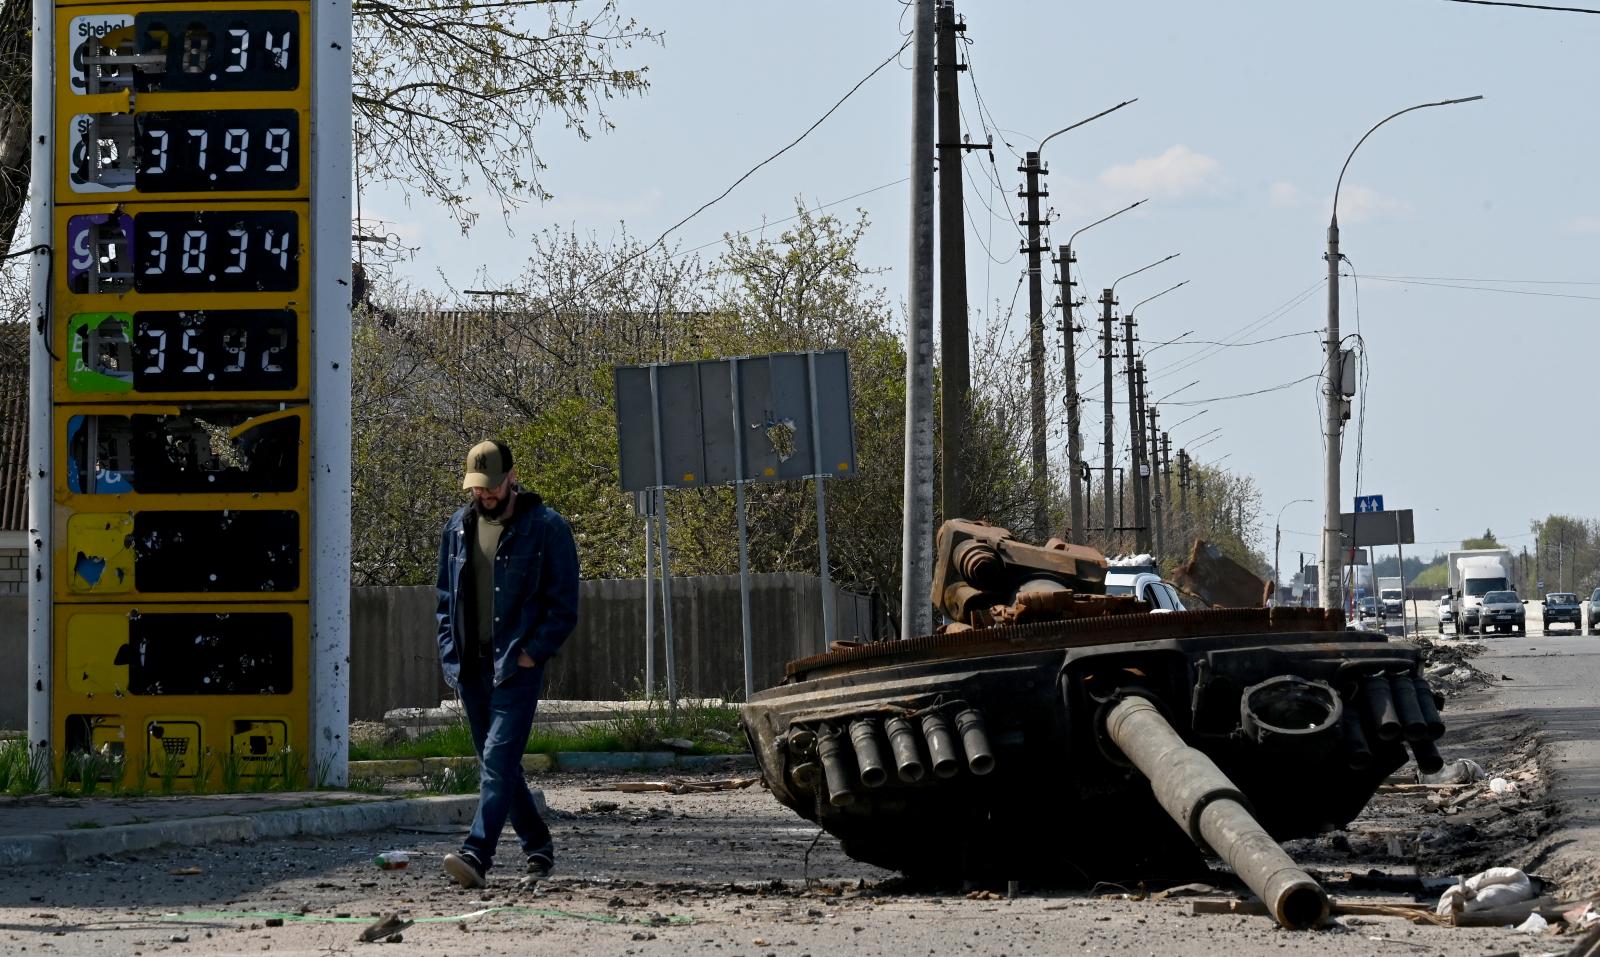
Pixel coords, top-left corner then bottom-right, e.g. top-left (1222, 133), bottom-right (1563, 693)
top-left (1378, 576), bottom-right (1404, 620)
top-left (1447, 548), bottom-right (1514, 635)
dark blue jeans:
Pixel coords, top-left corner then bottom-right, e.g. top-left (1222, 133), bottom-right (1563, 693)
top-left (457, 659), bottom-right (553, 870)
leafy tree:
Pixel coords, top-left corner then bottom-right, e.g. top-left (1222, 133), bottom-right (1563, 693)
top-left (0, 0), bottom-right (26, 252)
top-left (1462, 529), bottom-right (1500, 550)
top-left (353, 0), bottom-right (657, 230)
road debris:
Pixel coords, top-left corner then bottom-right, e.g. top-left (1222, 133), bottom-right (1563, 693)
top-left (1437, 867), bottom-right (1536, 917)
top-left (358, 913), bottom-right (414, 943)
top-left (583, 777), bottom-right (760, 794)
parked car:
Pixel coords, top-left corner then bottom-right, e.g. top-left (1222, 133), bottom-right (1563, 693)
top-left (1104, 571), bottom-right (1184, 612)
top-left (1479, 589), bottom-right (1526, 636)
top-left (1437, 594), bottom-right (1456, 634)
top-left (1589, 588), bottom-right (1600, 636)
top-left (1543, 592), bottom-right (1582, 633)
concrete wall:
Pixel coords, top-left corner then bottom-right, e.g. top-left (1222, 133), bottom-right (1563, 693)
top-left (0, 575), bottom-right (879, 728)
top-left (0, 546), bottom-right (24, 596)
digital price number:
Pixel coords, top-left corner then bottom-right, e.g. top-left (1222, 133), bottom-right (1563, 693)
top-left (69, 310), bottom-right (298, 394)
top-left (70, 110), bottom-right (300, 194)
top-left (70, 10), bottom-right (300, 96)
top-left (67, 209), bottom-right (298, 294)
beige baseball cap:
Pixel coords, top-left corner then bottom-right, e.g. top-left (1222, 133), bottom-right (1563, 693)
top-left (462, 439), bottom-right (514, 490)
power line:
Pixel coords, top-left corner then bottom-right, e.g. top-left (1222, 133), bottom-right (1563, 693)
top-left (1163, 373), bottom-right (1320, 406)
top-left (1440, 0), bottom-right (1600, 12)
top-left (651, 36), bottom-right (911, 249)
top-left (1361, 275), bottom-right (1600, 301)
top-left (1145, 277), bottom-right (1326, 383)
top-left (1368, 273), bottom-right (1600, 286)
top-left (673, 177), bottom-right (908, 259)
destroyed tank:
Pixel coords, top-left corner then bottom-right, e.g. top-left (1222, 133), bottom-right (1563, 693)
top-left (740, 521), bottom-right (1447, 929)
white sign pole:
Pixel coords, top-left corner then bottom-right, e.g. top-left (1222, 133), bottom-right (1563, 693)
top-left (729, 361), bottom-right (754, 700)
top-left (25, 0), bottom-right (56, 774)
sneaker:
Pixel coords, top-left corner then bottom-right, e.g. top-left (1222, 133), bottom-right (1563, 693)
top-left (517, 853), bottom-right (553, 889)
top-left (442, 851), bottom-right (487, 889)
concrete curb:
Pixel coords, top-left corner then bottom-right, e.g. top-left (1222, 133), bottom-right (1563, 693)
top-left (349, 752), bottom-right (755, 778)
top-left (0, 794), bottom-right (482, 868)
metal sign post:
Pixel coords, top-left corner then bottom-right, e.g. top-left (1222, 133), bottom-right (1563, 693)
top-left (637, 491), bottom-right (657, 695)
top-left (647, 366), bottom-right (677, 706)
top-left (729, 362), bottom-right (754, 701)
top-left (806, 352), bottom-right (837, 649)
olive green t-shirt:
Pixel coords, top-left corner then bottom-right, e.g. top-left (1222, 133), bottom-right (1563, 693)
top-left (472, 514), bottom-right (505, 651)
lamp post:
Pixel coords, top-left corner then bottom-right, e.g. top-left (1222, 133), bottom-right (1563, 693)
top-left (1125, 280), bottom-right (1188, 554)
top-left (1320, 95), bottom-right (1482, 612)
top-left (1102, 254), bottom-right (1179, 552)
top-left (1275, 498), bottom-right (1313, 603)
top-left (1024, 100), bottom-right (1138, 541)
top-left (1060, 198), bottom-right (1146, 543)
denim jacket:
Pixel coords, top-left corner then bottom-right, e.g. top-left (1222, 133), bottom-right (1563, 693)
top-left (435, 490), bottom-right (580, 688)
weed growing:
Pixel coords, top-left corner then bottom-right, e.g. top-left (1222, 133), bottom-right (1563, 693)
top-left (423, 762), bottom-right (479, 794)
top-left (0, 739), bottom-right (48, 796)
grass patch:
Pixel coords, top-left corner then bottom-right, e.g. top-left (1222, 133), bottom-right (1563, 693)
top-left (0, 740), bottom-right (48, 796)
top-left (348, 695), bottom-right (749, 763)
top-left (350, 723), bottom-right (475, 762)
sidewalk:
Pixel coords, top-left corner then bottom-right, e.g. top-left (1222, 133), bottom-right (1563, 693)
top-left (0, 789), bottom-right (481, 868)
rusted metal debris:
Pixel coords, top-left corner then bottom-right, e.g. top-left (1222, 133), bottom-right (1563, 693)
top-left (931, 519), bottom-right (1135, 629)
top-left (1170, 539), bottom-right (1271, 608)
top-left (742, 522), bottom-right (1448, 930)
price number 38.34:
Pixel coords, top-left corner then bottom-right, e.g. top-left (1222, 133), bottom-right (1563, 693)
top-left (67, 210), bottom-right (299, 294)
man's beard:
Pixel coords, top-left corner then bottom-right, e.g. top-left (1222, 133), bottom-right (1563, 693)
top-left (473, 492), bottom-right (512, 520)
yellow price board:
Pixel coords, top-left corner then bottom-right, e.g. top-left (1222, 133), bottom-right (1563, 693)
top-left (54, 602), bottom-right (308, 789)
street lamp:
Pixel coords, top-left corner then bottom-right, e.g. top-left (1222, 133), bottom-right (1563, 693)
top-left (1166, 407), bottom-right (1207, 433)
top-left (1059, 197), bottom-right (1147, 544)
top-left (1022, 99), bottom-right (1140, 544)
top-left (1144, 329), bottom-right (1194, 358)
top-left (1107, 254), bottom-right (1184, 553)
top-left (1275, 498), bottom-right (1314, 603)
top-left (1319, 94), bottom-right (1482, 612)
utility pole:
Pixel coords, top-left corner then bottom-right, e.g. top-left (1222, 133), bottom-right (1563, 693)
top-left (1122, 311), bottom-right (1148, 552)
top-left (900, 0), bottom-right (936, 638)
top-left (1319, 94), bottom-right (1483, 613)
top-left (935, 0), bottom-right (971, 525)
top-left (1178, 449), bottom-right (1190, 531)
top-left (1100, 288), bottom-right (1116, 551)
top-left (1148, 404), bottom-right (1163, 561)
top-left (1056, 245), bottom-right (1084, 543)
top-left (1161, 431), bottom-right (1173, 553)
top-left (1135, 361), bottom-right (1152, 552)
top-left (1020, 152), bottom-right (1050, 540)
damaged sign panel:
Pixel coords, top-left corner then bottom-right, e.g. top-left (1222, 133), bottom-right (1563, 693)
top-left (38, 0), bottom-right (323, 789)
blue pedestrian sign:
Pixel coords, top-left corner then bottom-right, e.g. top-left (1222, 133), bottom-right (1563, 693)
top-left (1355, 495), bottom-right (1385, 513)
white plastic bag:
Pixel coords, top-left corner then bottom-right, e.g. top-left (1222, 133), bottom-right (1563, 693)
top-left (1435, 867), bottom-right (1535, 916)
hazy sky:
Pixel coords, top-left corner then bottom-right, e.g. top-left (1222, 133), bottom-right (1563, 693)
top-left (365, 1), bottom-right (1600, 563)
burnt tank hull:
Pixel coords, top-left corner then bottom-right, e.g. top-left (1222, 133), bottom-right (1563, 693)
top-left (741, 608), bottom-right (1443, 882)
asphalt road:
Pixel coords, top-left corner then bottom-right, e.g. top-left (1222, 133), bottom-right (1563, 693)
top-left (0, 735), bottom-right (1571, 955)
top-left (8, 619), bottom-right (1600, 954)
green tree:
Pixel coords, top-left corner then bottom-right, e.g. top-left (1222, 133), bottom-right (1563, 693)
top-left (353, 0), bottom-right (657, 230)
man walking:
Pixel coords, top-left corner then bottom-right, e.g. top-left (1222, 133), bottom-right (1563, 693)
top-left (435, 439), bottom-right (580, 888)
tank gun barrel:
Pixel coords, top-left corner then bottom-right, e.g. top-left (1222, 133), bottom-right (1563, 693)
top-left (1104, 694), bottom-right (1329, 930)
